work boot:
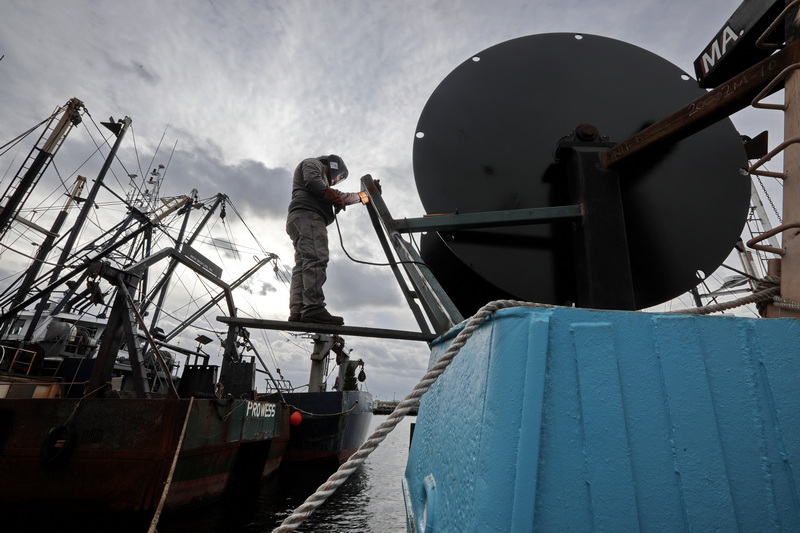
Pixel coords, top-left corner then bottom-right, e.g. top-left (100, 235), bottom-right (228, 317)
top-left (301, 308), bottom-right (344, 325)
top-left (288, 312), bottom-right (301, 322)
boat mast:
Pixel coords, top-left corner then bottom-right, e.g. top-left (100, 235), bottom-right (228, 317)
top-left (0, 98), bottom-right (84, 239)
top-left (0, 176), bottom-right (87, 336)
top-left (48, 117), bottom-right (132, 285)
top-left (22, 117), bottom-right (131, 340)
top-left (142, 192), bottom-right (220, 330)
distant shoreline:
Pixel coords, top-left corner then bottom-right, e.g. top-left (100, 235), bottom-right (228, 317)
top-left (373, 401), bottom-right (417, 415)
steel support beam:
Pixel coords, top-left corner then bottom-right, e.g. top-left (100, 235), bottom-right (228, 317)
top-left (394, 205), bottom-right (582, 233)
top-left (560, 139), bottom-right (636, 310)
top-left (603, 39), bottom-right (800, 168)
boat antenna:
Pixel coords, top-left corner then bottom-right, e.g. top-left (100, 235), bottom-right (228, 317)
top-left (142, 117), bottom-right (173, 184)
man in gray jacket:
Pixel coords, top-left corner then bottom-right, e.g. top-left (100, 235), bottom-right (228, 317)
top-left (286, 154), bottom-right (367, 325)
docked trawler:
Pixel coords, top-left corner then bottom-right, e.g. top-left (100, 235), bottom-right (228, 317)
top-left (268, 333), bottom-right (373, 464)
top-left (214, 319), bottom-right (376, 465)
top-left (0, 101), bottom-right (289, 515)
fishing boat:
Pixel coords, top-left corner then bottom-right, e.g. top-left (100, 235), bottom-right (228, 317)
top-left (221, 324), bottom-right (375, 465)
top-left (224, 295), bottom-right (445, 466)
top-left (329, 1), bottom-right (800, 531)
top-left (0, 100), bottom-right (290, 517)
top-left (265, 333), bottom-right (373, 464)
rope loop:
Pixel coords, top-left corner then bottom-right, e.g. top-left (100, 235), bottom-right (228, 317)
top-left (669, 276), bottom-right (781, 317)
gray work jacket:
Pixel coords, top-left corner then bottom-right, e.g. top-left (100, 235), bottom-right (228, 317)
top-left (288, 157), bottom-right (360, 225)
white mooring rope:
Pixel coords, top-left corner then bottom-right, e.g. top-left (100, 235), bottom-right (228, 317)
top-left (271, 299), bottom-right (544, 532)
top-left (669, 284), bottom-right (781, 315)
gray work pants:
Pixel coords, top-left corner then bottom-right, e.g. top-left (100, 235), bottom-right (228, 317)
top-left (286, 210), bottom-right (329, 316)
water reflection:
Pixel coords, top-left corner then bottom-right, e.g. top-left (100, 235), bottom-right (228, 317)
top-left (158, 463), bottom-right (372, 532)
top-left (261, 463), bottom-right (374, 532)
top-left (159, 414), bottom-right (411, 532)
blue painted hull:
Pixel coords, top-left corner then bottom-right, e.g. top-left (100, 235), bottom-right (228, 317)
top-left (276, 390), bottom-right (373, 464)
top-left (404, 306), bottom-right (800, 532)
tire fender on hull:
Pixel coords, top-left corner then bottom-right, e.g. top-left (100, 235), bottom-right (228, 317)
top-left (40, 423), bottom-right (77, 469)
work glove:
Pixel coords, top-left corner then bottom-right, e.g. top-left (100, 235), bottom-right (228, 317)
top-left (323, 187), bottom-right (345, 209)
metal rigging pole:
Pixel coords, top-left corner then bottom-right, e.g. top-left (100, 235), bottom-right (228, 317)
top-left (23, 117), bottom-right (131, 341)
top-left (0, 98), bottom-right (84, 239)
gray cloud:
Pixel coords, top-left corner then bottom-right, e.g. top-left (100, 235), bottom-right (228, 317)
top-left (126, 143), bottom-right (294, 221)
top-left (0, 0), bottom-right (785, 400)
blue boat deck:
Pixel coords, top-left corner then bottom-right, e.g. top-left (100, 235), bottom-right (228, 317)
top-left (404, 307), bottom-right (800, 532)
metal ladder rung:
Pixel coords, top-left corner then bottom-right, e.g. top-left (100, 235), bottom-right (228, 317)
top-left (7, 347), bottom-right (39, 375)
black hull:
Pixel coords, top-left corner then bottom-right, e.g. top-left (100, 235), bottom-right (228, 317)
top-left (271, 390), bottom-right (373, 464)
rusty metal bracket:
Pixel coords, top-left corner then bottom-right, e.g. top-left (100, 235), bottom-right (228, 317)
top-left (752, 63), bottom-right (800, 110)
top-left (746, 221), bottom-right (800, 255)
top-left (756, 0), bottom-right (800, 49)
top-left (747, 136), bottom-right (800, 178)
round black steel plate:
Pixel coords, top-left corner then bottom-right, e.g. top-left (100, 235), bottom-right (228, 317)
top-left (413, 33), bottom-right (750, 310)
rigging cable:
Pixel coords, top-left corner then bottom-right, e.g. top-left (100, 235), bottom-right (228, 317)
top-left (131, 125), bottom-right (144, 184)
top-left (223, 199), bottom-right (280, 258)
top-left (1, 145), bottom-right (21, 183)
top-left (172, 270), bottom-right (231, 341)
top-left (141, 116), bottom-right (174, 195)
top-left (54, 113), bottom-right (108, 187)
top-left (0, 112), bottom-right (58, 156)
top-left (0, 241), bottom-right (64, 268)
top-left (213, 199), bottom-right (310, 363)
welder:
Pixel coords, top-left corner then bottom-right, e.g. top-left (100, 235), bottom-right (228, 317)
top-left (286, 154), bottom-right (371, 325)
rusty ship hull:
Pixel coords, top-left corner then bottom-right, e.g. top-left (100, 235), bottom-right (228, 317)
top-left (0, 396), bottom-right (289, 513)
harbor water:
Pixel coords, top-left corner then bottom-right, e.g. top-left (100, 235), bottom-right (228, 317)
top-left (158, 413), bottom-right (412, 533)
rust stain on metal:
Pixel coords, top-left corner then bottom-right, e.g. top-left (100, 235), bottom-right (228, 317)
top-left (0, 398), bottom-right (289, 513)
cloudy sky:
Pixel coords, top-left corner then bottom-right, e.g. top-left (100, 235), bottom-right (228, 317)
top-left (0, 0), bottom-right (787, 400)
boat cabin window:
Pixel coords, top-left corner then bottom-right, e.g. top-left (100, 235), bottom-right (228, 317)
top-left (9, 319), bottom-right (25, 336)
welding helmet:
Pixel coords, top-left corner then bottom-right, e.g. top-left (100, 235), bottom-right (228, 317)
top-left (321, 154), bottom-right (348, 185)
